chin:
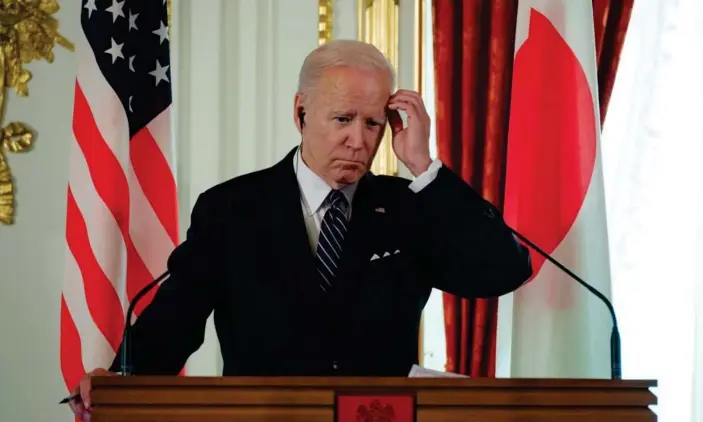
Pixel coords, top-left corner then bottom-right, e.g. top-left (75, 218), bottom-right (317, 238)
top-left (334, 169), bottom-right (365, 185)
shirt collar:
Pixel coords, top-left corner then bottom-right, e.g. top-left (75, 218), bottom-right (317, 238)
top-left (293, 148), bottom-right (357, 216)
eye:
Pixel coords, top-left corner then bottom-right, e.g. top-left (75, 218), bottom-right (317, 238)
top-left (366, 119), bottom-right (382, 128)
top-left (335, 116), bottom-right (351, 123)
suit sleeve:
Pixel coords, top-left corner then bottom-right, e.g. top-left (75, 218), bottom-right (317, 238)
top-left (414, 165), bottom-right (533, 298)
top-left (109, 193), bottom-right (222, 374)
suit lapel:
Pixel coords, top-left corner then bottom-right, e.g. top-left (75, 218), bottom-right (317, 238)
top-left (267, 148), bottom-right (323, 300)
top-left (265, 150), bottom-right (390, 302)
top-left (334, 173), bottom-right (385, 297)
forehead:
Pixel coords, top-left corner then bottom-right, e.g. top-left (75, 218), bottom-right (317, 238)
top-left (314, 67), bottom-right (391, 113)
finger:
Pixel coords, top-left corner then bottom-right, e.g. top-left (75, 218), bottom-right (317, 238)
top-left (391, 90), bottom-right (428, 118)
top-left (80, 368), bottom-right (116, 409)
top-left (387, 100), bottom-right (422, 126)
top-left (389, 94), bottom-right (422, 118)
top-left (393, 89), bottom-right (422, 100)
top-left (391, 89), bottom-right (423, 104)
top-left (79, 376), bottom-right (93, 409)
top-left (390, 93), bottom-right (429, 122)
top-left (68, 396), bottom-right (84, 415)
top-left (70, 398), bottom-right (91, 422)
top-left (386, 108), bottom-right (404, 137)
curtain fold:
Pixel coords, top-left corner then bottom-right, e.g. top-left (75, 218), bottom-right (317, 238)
top-left (433, 0), bottom-right (634, 376)
top-left (592, 0), bottom-right (635, 122)
top-left (433, 0), bottom-right (518, 377)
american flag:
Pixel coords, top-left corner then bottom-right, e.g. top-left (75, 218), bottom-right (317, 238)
top-left (60, 0), bottom-right (178, 393)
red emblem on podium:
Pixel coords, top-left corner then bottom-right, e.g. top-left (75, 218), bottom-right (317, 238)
top-left (335, 392), bottom-right (415, 422)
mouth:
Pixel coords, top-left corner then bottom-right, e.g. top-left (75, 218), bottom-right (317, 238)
top-left (336, 159), bottom-right (365, 165)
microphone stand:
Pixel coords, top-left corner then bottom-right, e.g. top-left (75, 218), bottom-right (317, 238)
top-left (120, 270), bottom-right (170, 375)
top-left (508, 228), bottom-right (622, 379)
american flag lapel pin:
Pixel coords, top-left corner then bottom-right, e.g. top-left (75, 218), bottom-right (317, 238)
top-left (374, 207), bottom-right (386, 213)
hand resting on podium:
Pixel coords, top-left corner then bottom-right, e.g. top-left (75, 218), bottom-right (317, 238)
top-left (67, 368), bottom-right (117, 421)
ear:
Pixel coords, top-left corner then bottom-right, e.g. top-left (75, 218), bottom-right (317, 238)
top-left (293, 93), bottom-right (305, 133)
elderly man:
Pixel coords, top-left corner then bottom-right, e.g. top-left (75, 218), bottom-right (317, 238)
top-left (69, 39), bottom-right (532, 420)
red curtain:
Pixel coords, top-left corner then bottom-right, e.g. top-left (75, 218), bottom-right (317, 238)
top-left (433, 0), bottom-right (634, 377)
top-left (593, 0), bottom-right (635, 122)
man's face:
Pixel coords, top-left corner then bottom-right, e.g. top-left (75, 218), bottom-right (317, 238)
top-left (296, 66), bottom-right (391, 188)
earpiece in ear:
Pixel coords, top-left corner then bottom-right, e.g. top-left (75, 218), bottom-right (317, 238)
top-left (298, 108), bottom-right (305, 127)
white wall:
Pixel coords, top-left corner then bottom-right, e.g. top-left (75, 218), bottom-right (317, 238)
top-left (174, 0), bottom-right (319, 377)
top-left (333, 0), bottom-right (358, 39)
top-left (0, 1), bottom-right (318, 421)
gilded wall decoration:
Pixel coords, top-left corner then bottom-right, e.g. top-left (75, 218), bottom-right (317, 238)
top-left (318, 0), bottom-right (333, 45)
top-left (0, 0), bottom-right (73, 225)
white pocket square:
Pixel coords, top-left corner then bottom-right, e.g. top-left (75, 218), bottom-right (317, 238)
top-left (370, 250), bottom-right (400, 261)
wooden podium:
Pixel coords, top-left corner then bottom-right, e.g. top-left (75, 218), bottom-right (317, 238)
top-left (90, 376), bottom-right (657, 422)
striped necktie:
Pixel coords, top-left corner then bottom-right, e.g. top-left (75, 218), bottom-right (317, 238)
top-left (316, 189), bottom-right (349, 291)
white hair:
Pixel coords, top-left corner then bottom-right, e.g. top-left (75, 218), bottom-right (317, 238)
top-left (297, 39), bottom-right (396, 103)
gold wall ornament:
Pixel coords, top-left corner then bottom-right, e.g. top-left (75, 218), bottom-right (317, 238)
top-left (318, 0), bottom-right (333, 45)
top-left (0, 0), bottom-right (73, 225)
top-left (0, 122), bottom-right (32, 224)
top-left (357, 0), bottom-right (399, 176)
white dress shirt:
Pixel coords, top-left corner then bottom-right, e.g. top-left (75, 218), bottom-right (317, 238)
top-left (293, 149), bottom-right (443, 253)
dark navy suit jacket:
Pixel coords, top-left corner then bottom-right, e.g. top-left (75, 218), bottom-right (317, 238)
top-left (110, 147), bottom-right (532, 376)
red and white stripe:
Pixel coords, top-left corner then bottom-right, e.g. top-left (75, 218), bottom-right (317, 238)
top-left (498, 0), bottom-right (614, 378)
top-left (60, 23), bottom-right (179, 392)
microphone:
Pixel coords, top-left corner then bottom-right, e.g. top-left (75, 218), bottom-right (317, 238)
top-left (484, 207), bottom-right (622, 379)
top-left (120, 270), bottom-right (170, 375)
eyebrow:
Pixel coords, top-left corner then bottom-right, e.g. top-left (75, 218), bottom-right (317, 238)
top-left (330, 110), bottom-right (386, 122)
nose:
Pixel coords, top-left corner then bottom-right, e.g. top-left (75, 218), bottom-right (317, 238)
top-left (346, 121), bottom-right (365, 150)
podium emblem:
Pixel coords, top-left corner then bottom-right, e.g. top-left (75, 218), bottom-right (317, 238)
top-left (357, 399), bottom-right (395, 421)
top-left (335, 392), bottom-right (415, 422)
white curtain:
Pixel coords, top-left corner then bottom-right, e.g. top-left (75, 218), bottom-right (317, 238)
top-left (601, 0), bottom-right (703, 420)
top-left (420, 0), bottom-right (447, 372)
